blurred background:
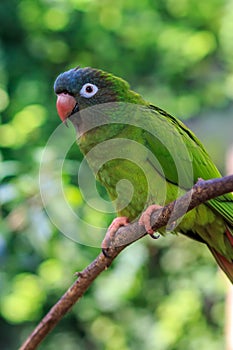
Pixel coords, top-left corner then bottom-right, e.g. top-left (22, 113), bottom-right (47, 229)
top-left (1, 0), bottom-right (233, 349)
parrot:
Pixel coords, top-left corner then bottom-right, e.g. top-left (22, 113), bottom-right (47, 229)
top-left (54, 66), bottom-right (233, 283)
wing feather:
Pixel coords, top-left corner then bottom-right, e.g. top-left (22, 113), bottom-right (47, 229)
top-left (145, 104), bottom-right (233, 226)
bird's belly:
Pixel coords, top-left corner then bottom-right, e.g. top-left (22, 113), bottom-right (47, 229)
top-left (97, 157), bottom-right (179, 221)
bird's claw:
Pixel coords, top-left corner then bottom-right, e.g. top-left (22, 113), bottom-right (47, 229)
top-left (101, 216), bottom-right (129, 255)
top-left (139, 204), bottom-right (163, 237)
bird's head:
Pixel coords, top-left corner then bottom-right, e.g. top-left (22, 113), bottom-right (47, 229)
top-left (54, 66), bottom-right (145, 122)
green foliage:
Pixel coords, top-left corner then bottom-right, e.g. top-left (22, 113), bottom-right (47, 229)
top-left (0, 0), bottom-right (232, 349)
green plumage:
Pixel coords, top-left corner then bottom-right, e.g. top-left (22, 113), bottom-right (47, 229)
top-left (54, 67), bottom-right (233, 282)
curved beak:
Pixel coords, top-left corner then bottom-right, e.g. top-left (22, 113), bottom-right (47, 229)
top-left (56, 93), bottom-right (78, 122)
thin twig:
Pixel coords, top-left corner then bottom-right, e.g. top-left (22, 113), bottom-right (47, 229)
top-left (19, 174), bottom-right (233, 350)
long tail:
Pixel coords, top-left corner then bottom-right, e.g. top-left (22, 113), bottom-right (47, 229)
top-left (208, 228), bottom-right (233, 283)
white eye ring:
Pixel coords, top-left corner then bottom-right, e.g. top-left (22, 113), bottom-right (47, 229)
top-left (80, 83), bottom-right (98, 98)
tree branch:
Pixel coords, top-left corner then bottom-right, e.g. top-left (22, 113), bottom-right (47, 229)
top-left (19, 174), bottom-right (233, 350)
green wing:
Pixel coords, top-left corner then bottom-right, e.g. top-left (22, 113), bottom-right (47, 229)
top-left (144, 104), bottom-right (233, 226)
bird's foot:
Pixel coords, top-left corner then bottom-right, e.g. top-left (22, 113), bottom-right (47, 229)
top-left (102, 217), bottom-right (129, 256)
top-left (139, 204), bottom-right (162, 238)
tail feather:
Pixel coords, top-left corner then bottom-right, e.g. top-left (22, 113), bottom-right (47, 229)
top-left (208, 228), bottom-right (233, 283)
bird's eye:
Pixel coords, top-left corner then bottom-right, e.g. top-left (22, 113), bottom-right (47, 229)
top-left (80, 83), bottom-right (98, 98)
